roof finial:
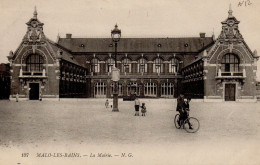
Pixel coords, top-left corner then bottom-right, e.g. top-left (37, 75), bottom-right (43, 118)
top-left (228, 4), bottom-right (233, 18)
top-left (33, 6), bottom-right (37, 19)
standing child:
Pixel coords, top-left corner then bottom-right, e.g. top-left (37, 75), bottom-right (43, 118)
top-left (134, 97), bottom-right (140, 116)
top-left (141, 103), bottom-right (147, 116)
top-left (39, 91), bottom-right (42, 101)
top-left (16, 93), bottom-right (19, 102)
top-left (105, 99), bottom-right (109, 108)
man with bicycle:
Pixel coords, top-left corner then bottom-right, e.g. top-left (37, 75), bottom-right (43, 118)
top-left (177, 95), bottom-right (193, 129)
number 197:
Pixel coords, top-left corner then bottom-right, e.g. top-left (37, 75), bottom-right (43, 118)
top-left (22, 153), bottom-right (29, 157)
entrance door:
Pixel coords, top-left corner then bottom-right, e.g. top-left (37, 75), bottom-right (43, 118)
top-left (29, 83), bottom-right (39, 100)
top-left (225, 84), bottom-right (236, 101)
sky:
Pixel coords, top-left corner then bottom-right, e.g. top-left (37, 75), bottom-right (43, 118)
top-left (0, 0), bottom-right (260, 79)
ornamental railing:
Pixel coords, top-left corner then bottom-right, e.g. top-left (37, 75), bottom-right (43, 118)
top-left (216, 69), bottom-right (246, 78)
top-left (22, 71), bottom-right (43, 76)
top-left (220, 72), bottom-right (243, 76)
top-left (19, 69), bottom-right (47, 77)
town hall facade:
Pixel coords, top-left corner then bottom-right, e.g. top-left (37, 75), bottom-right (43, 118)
top-left (7, 8), bottom-right (259, 101)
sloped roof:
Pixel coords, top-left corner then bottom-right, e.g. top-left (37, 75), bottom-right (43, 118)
top-left (47, 39), bottom-right (82, 66)
top-left (58, 37), bottom-right (214, 53)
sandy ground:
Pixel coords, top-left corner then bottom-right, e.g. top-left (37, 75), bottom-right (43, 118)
top-left (0, 99), bottom-right (260, 165)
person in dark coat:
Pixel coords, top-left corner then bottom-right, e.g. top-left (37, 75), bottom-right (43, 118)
top-left (176, 94), bottom-right (185, 126)
top-left (176, 94), bottom-right (184, 112)
top-left (182, 97), bottom-right (193, 129)
top-left (182, 97), bottom-right (191, 120)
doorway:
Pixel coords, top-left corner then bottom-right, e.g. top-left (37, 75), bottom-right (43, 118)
top-left (225, 84), bottom-right (236, 101)
top-left (29, 83), bottom-right (39, 100)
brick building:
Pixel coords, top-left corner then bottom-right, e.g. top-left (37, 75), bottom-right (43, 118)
top-left (7, 9), bottom-right (87, 100)
top-left (0, 63), bottom-right (10, 99)
top-left (8, 8), bottom-right (259, 101)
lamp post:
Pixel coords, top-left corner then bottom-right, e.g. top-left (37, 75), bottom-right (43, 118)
top-left (111, 24), bottom-right (121, 112)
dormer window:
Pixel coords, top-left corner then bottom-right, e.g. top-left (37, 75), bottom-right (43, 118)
top-left (121, 58), bottom-right (131, 73)
top-left (80, 44), bottom-right (85, 48)
top-left (106, 58), bottom-right (115, 73)
top-left (169, 58), bottom-right (179, 73)
top-left (91, 58), bottom-right (100, 73)
top-left (137, 58), bottom-right (147, 73)
top-left (153, 58), bottom-right (163, 73)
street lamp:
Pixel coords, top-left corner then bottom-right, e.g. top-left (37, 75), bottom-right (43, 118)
top-left (111, 24), bottom-right (121, 112)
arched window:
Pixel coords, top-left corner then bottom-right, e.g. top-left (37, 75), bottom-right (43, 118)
top-left (26, 54), bottom-right (43, 72)
top-left (127, 82), bottom-right (140, 96)
top-left (153, 58), bottom-right (163, 73)
top-left (169, 58), bottom-right (179, 73)
top-left (91, 58), bottom-right (100, 73)
top-left (110, 82), bottom-right (123, 96)
top-left (94, 82), bottom-right (107, 98)
top-left (106, 58), bottom-right (115, 73)
top-left (137, 58), bottom-right (147, 73)
top-left (144, 82), bottom-right (157, 97)
top-left (121, 58), bottom-right (131, 73)
top-left (161, 83), bottom-right (174, 97)
top-left (221, 54), bottom-right (240, 72)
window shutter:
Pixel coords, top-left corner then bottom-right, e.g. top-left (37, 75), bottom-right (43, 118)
top-left (161, 64), bottom-right (164, 73)
top-left (97, 64), bottom-right (100, 73)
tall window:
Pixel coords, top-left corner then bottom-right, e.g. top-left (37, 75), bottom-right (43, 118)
top-left (144, 82), bottom-right (157, 97)
top-left (26, 54), bottom-right (43, 71)
top-left (110, 82), bottom-right (123, 96)
top-left (161, 83), bottom-right (174, 97)
top-left (121, 58), bottom-right (131, 73)
top-left (91, 58), bottom-right (100, 73)
top-left (94, 82), bottom-right (107, 98)
top-left (169, 58), bottom-right (179, 73)
top-left (137, 58), bottom-right (147, 73)
top-left (106, 58), bottom-right (115, 73)
top-left (153, 58), bottom-right (163, 73)
top-left (127, 82), bottom-right (140, 96)
top-left (221, 54), bottom-right (240, 72)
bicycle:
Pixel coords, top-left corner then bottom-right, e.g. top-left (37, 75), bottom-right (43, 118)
top-left (174, 110), bottom-right (200, 133)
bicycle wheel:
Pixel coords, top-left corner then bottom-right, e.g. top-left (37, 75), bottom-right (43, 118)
top-left (174, 114), bottom-right (181, 129)
top-left (183, 117), bottom-right (200, 133)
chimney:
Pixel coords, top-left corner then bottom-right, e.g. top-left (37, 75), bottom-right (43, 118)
top-left (66, 33), bottom-right (72, 39)
top-left (200, 33), bottom-right (206, 38)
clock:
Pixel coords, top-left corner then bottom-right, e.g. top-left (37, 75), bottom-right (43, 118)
top-left (31, 21), bottom-right (37, 28)
top-left (227, 20), bottom-right (234, 26)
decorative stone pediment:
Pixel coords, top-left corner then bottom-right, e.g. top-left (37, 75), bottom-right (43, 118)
top-left (218, 5), bottom-right (243, 40)
top-left (23, 7), bottom-right (46, 44)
